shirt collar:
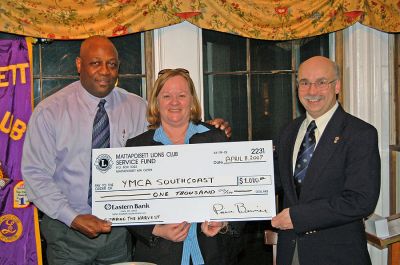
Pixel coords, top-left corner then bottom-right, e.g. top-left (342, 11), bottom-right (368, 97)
top-left (305, 102), bottom-right (338, 134)
top-left (154, 122), bottom-right (209, 145)
top-left (77, 81), bottom-right (115, 113)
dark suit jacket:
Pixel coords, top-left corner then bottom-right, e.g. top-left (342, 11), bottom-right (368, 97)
top-left (274, 106), bottom-right (380, 265)
top-left (125, 122), bottom-right (244, 265)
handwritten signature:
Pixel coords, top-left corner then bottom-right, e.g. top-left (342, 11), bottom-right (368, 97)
top-left (213, 203), bottom-right (268, 215)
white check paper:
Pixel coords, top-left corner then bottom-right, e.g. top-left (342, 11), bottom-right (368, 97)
top-left (92, 140), bottom-right (276, 225)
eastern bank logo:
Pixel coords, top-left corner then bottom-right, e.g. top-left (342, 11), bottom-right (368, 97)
top-left (104, 203), bottom-right (149, 210)
top-left (0, 214), bottom-right (23, 243)
top-left (94, 154), bottom-right (113, 173)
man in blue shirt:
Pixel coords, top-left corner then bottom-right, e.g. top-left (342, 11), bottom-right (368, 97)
top-left (22, 36), bottom-right (146, 264)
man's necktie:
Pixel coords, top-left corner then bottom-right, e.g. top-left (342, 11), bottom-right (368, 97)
top-left (293, 120), bottom-right (316, 196)
top-left (88, 99), bottom-right (110, 206)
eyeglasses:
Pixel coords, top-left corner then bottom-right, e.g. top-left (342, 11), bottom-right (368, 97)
top-left (158, 68), bottom-right (189, 76)
top-left (297, 79), bottom-right (337, 90)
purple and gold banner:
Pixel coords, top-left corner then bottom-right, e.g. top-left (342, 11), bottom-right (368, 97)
top-left (0, 38), bottom-right (42, 265)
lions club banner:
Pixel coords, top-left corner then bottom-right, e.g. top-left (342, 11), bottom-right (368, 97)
top-left (0, 39), bottom-right (42, 265)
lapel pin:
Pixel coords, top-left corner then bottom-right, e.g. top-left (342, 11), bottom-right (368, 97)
top-left (334, 136), bottom-right (340, 143)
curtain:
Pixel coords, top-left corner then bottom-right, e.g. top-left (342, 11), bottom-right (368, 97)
top-left (0, 1), bottom-right (398, 40)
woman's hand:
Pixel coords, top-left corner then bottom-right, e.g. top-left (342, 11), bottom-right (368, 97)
top-left (152, 222), bottom-right (190, 242)
top-left (201, 221), bottom-right (228, 237)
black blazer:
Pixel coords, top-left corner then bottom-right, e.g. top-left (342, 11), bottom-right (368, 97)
top-left (125, 123), bottom-right (244, 265)
top-left (274, 106), bottom-right (380, 265)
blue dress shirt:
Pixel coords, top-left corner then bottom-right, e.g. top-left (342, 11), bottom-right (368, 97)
top-left (22, 81), bottom-right (148, 226)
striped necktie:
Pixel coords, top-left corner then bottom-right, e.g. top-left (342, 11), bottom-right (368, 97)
top-left (88, 99), bottom-right (110, 206)
top-left (293, 120), bottom-right (316, 196)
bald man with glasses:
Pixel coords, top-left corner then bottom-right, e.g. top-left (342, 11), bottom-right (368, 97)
top-left (272, 56), bottom-right (380, 265)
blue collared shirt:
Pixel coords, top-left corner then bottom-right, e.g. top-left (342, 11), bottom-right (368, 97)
top-left (22, 81), bottom-right (148, 226)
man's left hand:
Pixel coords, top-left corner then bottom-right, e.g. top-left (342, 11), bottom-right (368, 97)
top-left (71, 214), bottom-right (112, 238)
top-left (207, 118), bottom-right (232, 138)
top-left (271, 208), bottom-right (293, 230)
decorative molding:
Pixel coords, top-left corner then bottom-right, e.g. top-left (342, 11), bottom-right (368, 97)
top-left (153, 22), bottom-right (204, 118)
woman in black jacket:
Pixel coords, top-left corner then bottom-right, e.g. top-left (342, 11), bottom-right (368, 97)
top-left (126, 68), bottom-right (243, 265)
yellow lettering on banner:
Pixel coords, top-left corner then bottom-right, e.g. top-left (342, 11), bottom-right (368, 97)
top-left (0, 111), bottom-right (13, 133)
top-left (0, 63), bottom-right (29, 87)
top-left (9, 119), bottom-right (26, 141)
top-left (8, 64), bottom-right (17, 86)
top-left (0, 111), bottom-right (27, 141)
top-left (0, 67), bottom-right (6, 87)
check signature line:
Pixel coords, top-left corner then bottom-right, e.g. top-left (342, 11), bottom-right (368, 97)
top-left (210, 216), bottom-right (274, 221)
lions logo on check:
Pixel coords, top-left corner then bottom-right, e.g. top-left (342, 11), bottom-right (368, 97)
top-left (95, 154), bottom-right (113, 173)
top-left (0, 214), bottom-right (23, 243)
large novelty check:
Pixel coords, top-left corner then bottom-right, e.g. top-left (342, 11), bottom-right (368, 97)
top-left (91, 140), bottom-right (275, 226)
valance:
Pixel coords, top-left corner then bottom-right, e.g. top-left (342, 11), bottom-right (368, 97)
top-left (0, 0), bottom-right (399, 40)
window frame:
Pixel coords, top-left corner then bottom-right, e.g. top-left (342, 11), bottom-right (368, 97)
top-left (202, 31), bottom-right (337, 141)
top-left (32, 32), bottom-right (153, 104)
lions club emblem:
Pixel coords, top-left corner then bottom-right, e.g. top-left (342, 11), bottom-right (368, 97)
top-left (94, 154), bottom-right (113, 173)
top-left (0, 214), bottom-right (23, 243)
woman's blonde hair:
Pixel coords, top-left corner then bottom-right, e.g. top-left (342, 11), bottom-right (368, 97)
top-left (147, 68), bottom-right (202, 129)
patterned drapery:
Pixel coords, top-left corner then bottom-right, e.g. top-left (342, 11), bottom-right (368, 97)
top-left (0, 0), bottom-right (399, 40)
